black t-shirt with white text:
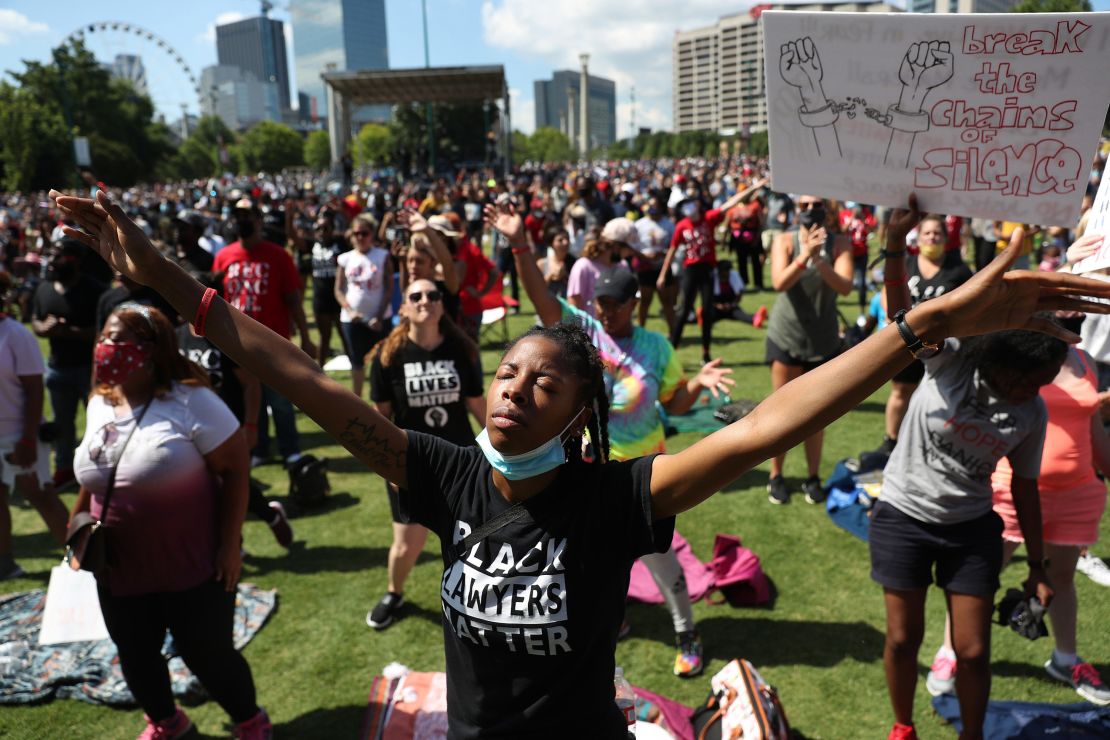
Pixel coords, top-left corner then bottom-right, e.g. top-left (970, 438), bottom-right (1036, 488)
top-left (907, 255), bottom-right (972, 306)
top-left (369, 335), bottom-right (482, 446)
top-left (176, 325), bottom-right (246, 422)
top-left (401, 431), bottom-right (673, 739)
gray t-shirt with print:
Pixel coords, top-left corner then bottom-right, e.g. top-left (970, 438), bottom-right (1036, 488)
top-left (882, 339), bottom-right (1047, 525)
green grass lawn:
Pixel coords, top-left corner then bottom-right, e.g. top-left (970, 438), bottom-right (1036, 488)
top-left (3, 285), bottom-right (1109, 739)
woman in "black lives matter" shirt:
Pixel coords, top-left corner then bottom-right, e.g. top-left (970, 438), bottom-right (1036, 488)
top-left (365, 278), bottom-right (485, 630)
top-left (53, 189), bottom-right (1110, 740)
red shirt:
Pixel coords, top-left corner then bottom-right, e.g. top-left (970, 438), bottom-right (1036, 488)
top-left (847, 217), bottom-right (871, 257)
top-left (945, 215), bottom-right (963, 252)
top-left (212, 240), bottom-right (302, 338)
top-left (671, 208), bottom-right (724, 266)
top-left (524, 213), bottom-right (548, 248)
top-left (457, 238), bottom-right (497, 316)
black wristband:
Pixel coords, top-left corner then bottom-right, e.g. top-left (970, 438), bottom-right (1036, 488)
top-left (892, 309), bottom-right (940, 359)
top-left (868, 248), bottom-right (907, 271)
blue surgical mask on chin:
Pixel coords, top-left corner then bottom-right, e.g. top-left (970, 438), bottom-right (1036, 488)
top-left (476, 407), bottom-right (586, 480)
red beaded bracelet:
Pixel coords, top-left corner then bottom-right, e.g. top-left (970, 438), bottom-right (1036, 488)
top-left (511, 245), bottom-right (531, 255)
top-left (193, 287), bottom-right (217, 337)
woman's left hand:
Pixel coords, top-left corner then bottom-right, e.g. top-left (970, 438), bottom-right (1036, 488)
top-left (215, 542), bottom-right (242, 592)
top-left (921, 227), bottom-right (1110, 343)
top-left (696, 358), bottom-right (736, 399)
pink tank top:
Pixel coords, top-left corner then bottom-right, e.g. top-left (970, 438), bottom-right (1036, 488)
top-left (993, 349), bottom-right (1099, 491)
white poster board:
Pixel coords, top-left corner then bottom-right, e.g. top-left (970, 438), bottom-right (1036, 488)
top-left (763, 11), bottom-right (1110, 226)
top-left (1070, 174), bottom-right (1110, 272)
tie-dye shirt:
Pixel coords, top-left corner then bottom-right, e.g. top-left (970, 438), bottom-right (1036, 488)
top-left (560, 299), bottom-right (685, 461)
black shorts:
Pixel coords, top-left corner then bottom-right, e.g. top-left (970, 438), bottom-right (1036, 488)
top-left (637, 267), bottom-right (662, 286)
top-left (892, 359), bottom-right (926, 384)
top-left (312, 277), bottom-right (341, 315)
top-left (869, 500), bottom-right (1003, 596)
top-left (764, 337), bottom-right (839, 372)
top-left (387, 481), bottom-right (410, 524)
top-left (340, 322), bottom-right (386, 370)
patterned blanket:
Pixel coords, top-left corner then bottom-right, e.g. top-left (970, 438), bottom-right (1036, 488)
top-left (0, 583), bottom-right (276, 706)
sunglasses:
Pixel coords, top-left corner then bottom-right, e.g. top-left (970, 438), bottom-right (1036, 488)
top-left (354, 230), bottom-right (372, 237)
top-left (408, 290), bottom-right (442, 304)
top-left (798, 201), bottom-right (823, 210)
top-left (88, 422), bottom-right (119, 464)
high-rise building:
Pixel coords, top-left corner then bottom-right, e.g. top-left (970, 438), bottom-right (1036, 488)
top-left (290, 0), bottom-right (389, 124)
top-left (107, 54), bottom-right (147, 96)
top-left (216, 15), bottom-right (291, 120)
top-left (673, 1), bottom-right (900, 135)
top-left (201, 65), bottom-right (278, 131)
top-left (910, 0), bottom-right (1017, 12)
top-left (534, 71), bottom-right (617, 150)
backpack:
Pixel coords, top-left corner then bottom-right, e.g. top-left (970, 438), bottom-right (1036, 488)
top-left (288, 454), bottom-right (331, 508)
top-left (692, 659), bottom-right (790, 740)
top-left (706, 534), bottom-right (771, 608)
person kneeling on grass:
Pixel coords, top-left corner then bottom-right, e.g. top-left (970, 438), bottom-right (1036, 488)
top-left (52, 187), bottom-right (1110, 739)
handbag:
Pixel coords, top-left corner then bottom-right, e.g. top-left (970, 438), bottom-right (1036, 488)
top-left (64, 401), bottom-right (151, 575)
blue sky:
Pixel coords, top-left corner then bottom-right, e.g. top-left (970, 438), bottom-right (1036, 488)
top-left (1, 1), bottom-right (1108, 136)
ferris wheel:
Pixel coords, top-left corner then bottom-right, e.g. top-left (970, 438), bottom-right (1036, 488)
top-left (64, 21), bottom-right (203, 126)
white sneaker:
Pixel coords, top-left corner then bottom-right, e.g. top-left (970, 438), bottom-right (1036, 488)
top-left (1076, 552), bottom-right (1110, 587)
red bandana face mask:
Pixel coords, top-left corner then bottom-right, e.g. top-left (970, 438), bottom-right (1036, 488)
top-left (94, 341), bottom-right (151, 386)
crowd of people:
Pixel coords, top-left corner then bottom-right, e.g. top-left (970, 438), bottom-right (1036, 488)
top-left (0, 142), bottom-right (1105, 738)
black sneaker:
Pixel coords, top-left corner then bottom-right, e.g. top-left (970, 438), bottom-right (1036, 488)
top-left (767, 475), bottom-right (789, 505)
top-left (803, 476), bottom-right (826, 504)
top-left (366, 592), bottom-right (404, 630)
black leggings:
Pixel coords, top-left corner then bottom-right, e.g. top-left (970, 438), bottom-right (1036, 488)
top-left (98, 578), bottom-right (259, 724)
top-left (670, 263), bottom-right (715, 352)
top-left (247, 478), bottom-right (278, 523)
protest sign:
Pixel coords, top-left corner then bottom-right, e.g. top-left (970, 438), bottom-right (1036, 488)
top-left (762, 11), bottom-right (1110, 225)
top-left (1069, 173), bottom-right (1110, 273)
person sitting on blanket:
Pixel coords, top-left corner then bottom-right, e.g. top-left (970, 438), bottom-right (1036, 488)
top-left (51, 187), bottom-right (1110, 740)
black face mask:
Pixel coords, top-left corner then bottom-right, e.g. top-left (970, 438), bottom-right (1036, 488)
top-left (798, 207), bottom-right (826, 229)
top-left (234, 219), bottom-right (257, 240)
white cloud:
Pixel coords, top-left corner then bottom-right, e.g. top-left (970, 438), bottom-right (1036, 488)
top-left (197, 12), bottom-right (248, 45)
top-left (481, 0), bottom-right (748, 134)
top-left (507, 88), bottom-right (535, 135)
top-left (0, 10), bottom-right (49, 45)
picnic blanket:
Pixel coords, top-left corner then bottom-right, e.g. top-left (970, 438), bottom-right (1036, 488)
top-left (933, 693), bottom-right (1110, 738)
top-left (0, 583), bottom-right (276, 706)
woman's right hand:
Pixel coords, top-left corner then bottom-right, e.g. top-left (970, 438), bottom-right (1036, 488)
top-left (886, 193), bottom-right (922, 250)
top-left (801, 224), bottom-right (827, 260)
top-left (49, 190), bottom-right (164, 287)
top-left (1066, 233), bottom-right (1105, 265)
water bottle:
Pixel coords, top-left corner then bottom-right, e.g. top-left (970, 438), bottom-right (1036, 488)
top-left (614, 666), bottom-right (636, 737)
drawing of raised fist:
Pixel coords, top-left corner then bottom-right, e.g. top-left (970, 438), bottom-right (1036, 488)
top-left (897, 40), bottom-right (953, 112)
top-left (779, 37), bottom-right (830, 113)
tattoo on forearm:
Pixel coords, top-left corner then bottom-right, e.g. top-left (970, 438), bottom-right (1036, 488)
top-left (339, 417), bottom-right (406, 470)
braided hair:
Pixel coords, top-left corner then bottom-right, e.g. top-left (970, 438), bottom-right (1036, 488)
top-left (508, 321), bottom-right (611, 465)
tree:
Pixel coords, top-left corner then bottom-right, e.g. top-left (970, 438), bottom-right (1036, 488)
top-left (1012, 0), bottom-right (1091, 10)
top-left (527, 127), bottom-right (577, 163)
top-left (0, 38), bottom-right (175, 188)
top-left (354, 124), bottom-right (391, 168)
top-left (240, 121), bottom-right (304, 172)
top-left (388, 101), bottom-right (498, 174)
top-left (304, 130), bottom-right (331, 170)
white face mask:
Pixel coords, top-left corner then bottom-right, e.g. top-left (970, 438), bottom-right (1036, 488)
top-left (682, 203), bottom-right (698, 218)
top-left (475, 407), bottom-right (587, 480)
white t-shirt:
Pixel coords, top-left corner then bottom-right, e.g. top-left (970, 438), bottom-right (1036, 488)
top-left (338, 247), bottom-right (392, 323)
top-left (0, 318), bottom-right (46, 438)
top-left (73, 383), bottom-right (240, 595)
top-left (1079, 273), bottom-right (1110, 363)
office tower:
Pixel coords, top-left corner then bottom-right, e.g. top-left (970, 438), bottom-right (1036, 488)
top-left (216, 14), bottom-right (291, 119)
top-left (201, 64), bottom-right (278, 131)
top-left (673, 1), bottom-right (900, 134)
top-left (534, 70), bottom-right (617, 150)
top-left (290, 0), bottom-right (389, 124)
top-left (108, 54), bottom-right (148, 97)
